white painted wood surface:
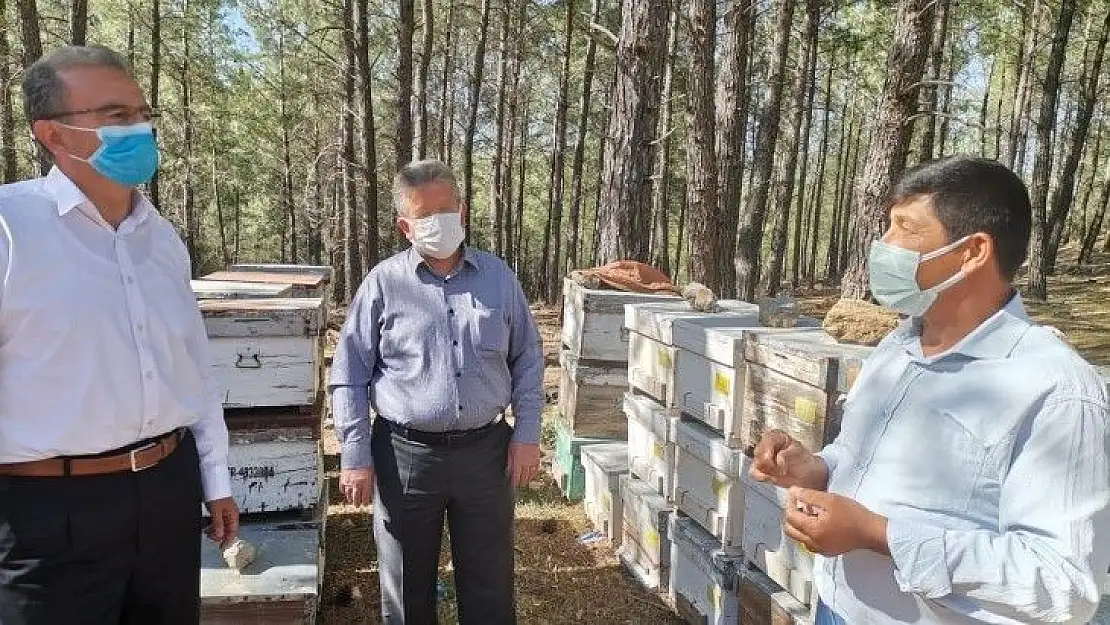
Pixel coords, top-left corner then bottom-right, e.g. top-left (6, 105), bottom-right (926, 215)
top-left (199, 298), bottom-right (324, 338)
top-left (628, 331), bottom-right (679, 406)
top-left (674, 419), bottom-right (748, 553)
top-left (561, 278), bottom-right (680, 362)
top-left (212, 428), bottom-right (320, 515)
top-left (739, 565), bottom-right (816, 625)
top-left (230, 264), bottom-right (333, 282)
top-left (742, 472), bottom-right (816, 606)
top-left (669, 514), bottom-right (745, 625)
top-left (618, 474), bottom-right (674, 592)
top-left (191, 280), bottom-right (293, 300)
top-left (624, 300), bottom-right (761, 346)
top-left (558, 350), bottom-right (628, 438)
top-left (209, 337), bottom-right (319, 408)
top-left (582, 443), bottom-right (629, 545)
top-left (202, 270), bottom-right (329, 299)
top-left (623, 393), bottom-right (679, 499)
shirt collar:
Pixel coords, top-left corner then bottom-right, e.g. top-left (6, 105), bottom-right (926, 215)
top-left (896, 292), bottom-right (1032, 360)
top-left (406, 245), bottom-right (480, 274)
top-left (44, 166), bottom-right (154, 231)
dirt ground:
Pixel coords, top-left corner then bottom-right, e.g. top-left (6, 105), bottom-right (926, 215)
top-left (317, 246), bottom-right (1110, 625)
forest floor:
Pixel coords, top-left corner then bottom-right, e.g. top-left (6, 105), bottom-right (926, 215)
top-left (315, 245), bottom-right (1110, 625)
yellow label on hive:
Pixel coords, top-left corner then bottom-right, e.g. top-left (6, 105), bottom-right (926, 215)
top-left (794, 398), bottom-right (819, 425)
top-left (713, 371), bottom-right (731, 396)
top-left (653, 442), bottom-right (665, 459)
top-left (712, 475), bottom-right (729, 500)
top-left (657, 348), bottom-right (672, 370)
top-left (796, 541), bottom-right (813, 556)
top-left (707, 584), bottom-right (721, 609)
top-left (645, 528), bottom-right (660, 551)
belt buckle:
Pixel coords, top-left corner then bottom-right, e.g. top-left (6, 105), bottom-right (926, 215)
top-left (130, 441), bottom-right (159, 472)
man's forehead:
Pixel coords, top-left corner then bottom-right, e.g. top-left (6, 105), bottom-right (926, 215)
top-left (890, 194), bottom-right (937, 220)
top-left (58, 65), bottom-right (146, 106)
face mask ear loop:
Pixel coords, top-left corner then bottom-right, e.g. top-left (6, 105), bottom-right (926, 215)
top-left (920, 235), bottom-right (972, 263)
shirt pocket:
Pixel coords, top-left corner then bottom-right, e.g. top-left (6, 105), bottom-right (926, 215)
top-left (473, 307), bottom-right (508, 354)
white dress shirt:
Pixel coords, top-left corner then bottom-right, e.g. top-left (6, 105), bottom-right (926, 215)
top-left (0, 167), bottom-right (231, 501)
top-left (816, 295), bottom-right (1110, 623)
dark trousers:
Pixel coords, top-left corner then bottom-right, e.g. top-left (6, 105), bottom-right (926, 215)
top-left (0, 431), bottom-right (204, 625)
top-left (372, 417), bottom-right (515, 625)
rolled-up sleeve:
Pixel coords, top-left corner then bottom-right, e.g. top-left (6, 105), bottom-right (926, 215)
top-left (329, 276), bottom-right (382, 470)
top-left (505, 276), bottom-right (544, 444)
top-left (886, 396), bottom-right (1110, 623)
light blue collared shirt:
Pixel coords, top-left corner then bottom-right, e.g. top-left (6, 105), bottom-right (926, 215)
top-left (816, 295), bottom-right (1110, 624)
top-left (329, 246), bottom-right (545, 469)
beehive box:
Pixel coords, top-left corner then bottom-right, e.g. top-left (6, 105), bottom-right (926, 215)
top-left (199, 298), bottom-right (325, 409)
top-left (561, 278), bottom-right (681, 363)
top-left (618, 475), bottom-right (673, 592)
top-left (558, 350), bottom-right (627, 439)
top-left (742, 331), bottom-right (872, 455)
top-left (673, 419), bottom-right (749, 553)
top-left (218, 427), bottom-right (319, 515)
top-left (625, 300), bottom-right (761, 407)
top-left (230, 263), bottom-right (333, 282)
top-left (581, 443), bottom-right (629, 544)
top-left (200, 520), bottom-right (321, 624)
top-left (739, 565), bottom-right (815, 625)
top-left (191, 280), bottom-right (294, 300)
top-left (553, 419), bottom-right (615, 501)
top-left (202, 268), bottom-right (330, 300)
top-left (623, 392), bottom-right (679, 499)
top-left (742, 472), bottom-right (816, 606)
top-left (669, 514), bottom-right (746, 625)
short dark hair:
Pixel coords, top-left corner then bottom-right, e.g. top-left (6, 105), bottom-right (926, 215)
top-left (891, 156), bottom-right (1031, 280)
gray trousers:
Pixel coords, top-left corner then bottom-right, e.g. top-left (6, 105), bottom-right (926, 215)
top-left (371, 417), bottom-right (516, 625)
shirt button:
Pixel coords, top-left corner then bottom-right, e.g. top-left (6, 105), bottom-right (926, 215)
top-left (126, 276), bottom-right (135, 284)
top-left (458, 405), bottom-right (463, 410)
top-left (145, 371), bottom-right (154, 380)
top-left (453, 340), bottom-right (458, 346)
top-left (456, 372), bottom-right (461, 378)
top-left (448, 309), bottom-right (454, 315)
top-left (137, 323), bottom-right (145, 332)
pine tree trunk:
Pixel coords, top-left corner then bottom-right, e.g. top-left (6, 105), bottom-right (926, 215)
top-left (181, 9), bottom-right (199, 275)
top-left (462, 0), bottom-right (493, 238)
top-left (397, 0), bottom-right (415, 169)
top-left (841, 0), bottom-right (935, 299)
top-left (504, 0), bottom-right (525, 269)
top-left (489, 2), bottom-right (510, 258)
top-left (1027, 0), bottom-right (1078, 301)
top-left (279, 30), bottom-right (298, 263)
top-left (414, 0), bottom-right (433, 160)
top-left (979, 57), bottom-right (994, 157)
top-left (1081, 156), bottom-right (1110, 263)
top-left (569, 0), bottom-right (602, 273)
top-left (437, 0), bottom-right (455, 163)
top-left (685, 0), bottom-right (722, 292)
top-left (918, 0), bottom-right (949, 162)
top-left (357, 0), bottom-right (380, 269)
top-left (515, 96), bottom-right (529, 272)
top-left (0, 0), bottom-right (17, 183)
top-left (212, 146), bottom-right (230, 266)
top-left (596, 0), bottom-right (670, 264)
top-left (16, 0), bottom-right (48, 175)
top-left (807, 51), bottom-right (834, 289)
top-left (789, 0), bottom-right (820, 291)
top-left (1007, 0), bottom-right (1040, 171)
top-left (342, 0), bottom-right (362, 302)
top-left (735, 0), bottom-right (795, 301)
top-left (149, 0), bottom-right (162, 205)
top-left (545, 0), bottom-right (575, 303)
top-left (70, 0), bottom-right (87, 45)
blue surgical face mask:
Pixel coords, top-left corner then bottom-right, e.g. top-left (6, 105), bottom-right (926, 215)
top-left (57, 121), bottom-right (160, 187)
top-left (868, 236), bottom-right (970, 317)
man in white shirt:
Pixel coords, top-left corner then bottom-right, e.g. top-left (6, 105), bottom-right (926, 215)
top-left (0, 46), bottom-right (238, 624)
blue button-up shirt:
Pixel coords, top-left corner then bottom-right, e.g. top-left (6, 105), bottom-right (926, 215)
top-left (329, 246), bottom-right (545, 469)
top-left (817, 295), bottom-right (1110, 623)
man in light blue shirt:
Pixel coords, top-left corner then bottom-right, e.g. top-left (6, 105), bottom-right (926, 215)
top-left (751, 157), bottom-right (1110, 623)
top-left (329, 159), bottom-right (544, 624)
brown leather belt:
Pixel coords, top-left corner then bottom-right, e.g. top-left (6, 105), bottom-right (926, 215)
top-left (0, 428), bottom-right (184, 477)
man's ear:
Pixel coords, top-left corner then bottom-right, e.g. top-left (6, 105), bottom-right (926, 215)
top-left (396, 217), bottom-right (411, 239)
top-left (963, 232), bottom-right (994, 274)
top-left (31, 120), bottom-right (61, 160)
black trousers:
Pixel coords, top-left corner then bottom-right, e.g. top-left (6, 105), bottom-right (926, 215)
top-left (372, 417), bottom-right (516, 625)
top-left (0, 431), bottom-right (204, 625)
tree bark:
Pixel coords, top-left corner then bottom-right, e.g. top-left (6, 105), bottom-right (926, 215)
top-left (685, 0), bottom-right (722, 292)
top-left (1007, 0), bottom-right (1040, 171)
top-left (1027, 0), bottom-right (1077, 301)
top-left (149, 0), bottom-right (162, 205)
top-left (515, 96), bottom-right (529, 272)
top-left (0, 0), bottom-right (17, 183)
top-left (437, 0), bottom-right (456, 163)
top-left (789, 0), bottom-right (821, 291)
top-left (70, 0), bottom-right (87, 45)
top-left (978, 57), bottom-right (994, 157)
top-left (569, 0), bottom-right (603, 273)
top-left (1082, 155), bottom-right (1110, 263)
top-left (807, 52), bottom-right (835, 289)
top-left (596, 0), bottom-right (669, 264)
top-left (841, 0), bottom-right (935, 299)
top-left (16, 0), bottom-right (48, 175)
top-left (342, 0), bottom-right (361, 301)
top-left (918, 0), bottom-right (949, 162)
top-left (462, 0), bottom-right (492, 238)
top-left (735, 0), bottom-right (795, 301)
top-left (180, 5), bottom-right (199, 275)
top-left (212, 146), bottom-right (230, 266)
top-left (489, 0), bottom-right (511, 258)
top-left (357, 0), bottom-right (380, 269)
top-left (397, 0), bottom-right (415, 169)
top-left (650, 3), bottom-right (679, 275)
top-left (414, 0), bottom-right (433, 160)
top-left (504, 0), bottom-right (525, 269)
top-left (278, 29), bottom-right (297, 263)
top-left (544, 0), bottom-right (575, 302)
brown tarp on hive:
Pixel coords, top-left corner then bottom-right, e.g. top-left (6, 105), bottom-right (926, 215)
top-left (574, 261), bottom-right (681, 295)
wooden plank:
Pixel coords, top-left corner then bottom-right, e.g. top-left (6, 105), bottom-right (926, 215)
top-left (558, 350), bottom-right (628, 439)
top-left (669, 514), bottom-right (745, 625)
top-left (209, 336), bottom-right (319, 408)
top-left (200, 298), bottom-right (325, 338)
top-left (672, 318), bottom-right (821, 366)
top-left (741, 363), bottom-right (837, 456)
top-left (200, 520), bottom-right (319, 624)
top-left (625, 300), bottom-right (761, 347)
top-left (202, 270), bottom-right (328, 289)
top-left (582, 443), bottom-right (629, 545)
top-left (623, 393), bottom-right (678, 499)
top-left (674, 348), bottom-right (747, 447)
top-left (739, 566), bottom-right (815, 625)
top-left (742, 473), bottom-right (816, 607)
top-left (628, 331), bottom-right (679, 406)
top-left (561, 278), bottom-right (681, 362)
top-left (743, 331), bottom-right (872, 391)
top-left (192, 280), bottom-right (294, 300)
top-left (618, 474), bottom-right (673, 592)
top-left (222, 432), bottom-right (319, 515)
top-left (673, 419), bottom-right (748, 553)
top-left (230, 264), bottom-right (333, 283)
top-left (225, 405), bottom-right (322, 437)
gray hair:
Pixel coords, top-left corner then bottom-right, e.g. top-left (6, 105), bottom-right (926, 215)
top-left (23, 45), bottom-right (132, 122)
top-left (393, 159), bottom-right (459, 217)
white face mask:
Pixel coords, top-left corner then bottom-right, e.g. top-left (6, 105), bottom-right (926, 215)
top-left (406, 211), bottom-right (465, 259)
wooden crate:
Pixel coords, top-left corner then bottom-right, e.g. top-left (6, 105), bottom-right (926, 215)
top-left (202, 268), bottom-right (330, 300)
top-left (200, 298), bottom-right (325, 409)
top-left (624, 300), bottom-right (761, 348)
top-left (742, 331), bottom-right (872, 455)
top-left (618, 475), bottom-right (673, 592)
top-left (739, 565), bottom-right (815, 625)
top-left (628, 330), bottom-right (679, 406)
top-left (216, 427), bottom-right (320, 516)
top-left (200, 519), bottom-right (321, 624)
top-left (673, 419), bottom-right (748, 554)
top-left (558, 350), bottom-right (627, 439)
top-left (581, 443), bottom-right (629, 545)
top-left (742, 472), bottom-right (816, 606)
top-left (623, 392), bottom-right (679, 499)
top-left (191, 280), bottom-right (294, 300)
top-left (230, 263), bottom-right (333, 282)
top-left (672, 323), bottom-right (822, 448)
top-left (669, 514), bottom-right (746, 625)
top-left (553, 419), bottom-right (615, 501)
top-left (560, 278), bottom-right (681, 363)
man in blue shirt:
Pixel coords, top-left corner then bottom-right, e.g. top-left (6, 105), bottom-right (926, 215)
top-left (329, 159), bottom-right (545, 624)
top-left (751, 157), bottom-right (1110, 623)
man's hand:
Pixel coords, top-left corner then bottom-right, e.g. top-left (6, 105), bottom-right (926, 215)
top-left (205, 497), bottom-right (240, 549)
top-left (340, 467), bottom-right (375, 507)
top-left (783, 487), bottom-right (889, 557)
top-left (749, 429), bottom-right (829, 490)
top-left (506, 442), bottom-right (541, 488)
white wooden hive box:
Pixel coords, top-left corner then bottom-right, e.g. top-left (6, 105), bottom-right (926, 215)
top-left (618, 474), bottom-right (674, 592)
top-left (673, 419), bottom-right (749, 553)
top-left (742, 471), bottom-right (817, 607)
top-left (623, 392), bottom-right (679, 499)
top-left (669, 513), bottom-right (746, 625)
top-left (581, 442), bottom-right (629, 545)
top-left (191, 279), bottom-right (294, 300)
top-left (561, 278), bottom-right (681, 363)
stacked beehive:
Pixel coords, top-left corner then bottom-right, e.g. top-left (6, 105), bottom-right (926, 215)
top-left (192, 264), bottom-right (331, 625)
